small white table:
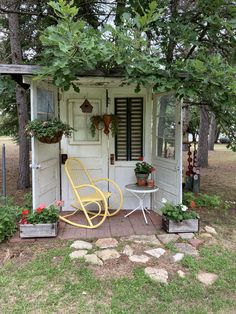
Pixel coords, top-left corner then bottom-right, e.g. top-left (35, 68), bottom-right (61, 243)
top-left (124, 184), bottom-right (159, 224)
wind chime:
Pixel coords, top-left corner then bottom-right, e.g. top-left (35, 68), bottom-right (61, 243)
top-left (185, 142), bottom-right (200, 192)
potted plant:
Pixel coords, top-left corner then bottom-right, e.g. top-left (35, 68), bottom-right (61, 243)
top-left (19, 201), bottom-right (63, 238)
top-left (160, 198), bottom-right (200, 233)
top-left (25, 118), bottom-right (74, 144)
top-left (90, 114), bottom-right (119, 137)
top-left (134, 157), bottom-right (156, 186)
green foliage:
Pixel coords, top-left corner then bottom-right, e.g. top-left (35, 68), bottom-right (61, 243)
top-left (183, 192), bottom-right (222, 208)
top-left (25, 118), bottom-right (74, 140)
top-left (161, 201), bottom-right (199, 222)
top-left (20, 203), bottom-right (60, 224)
top-left (0, 205), bottom-right (18, 242)
top-left (23, 192), bottom-right (32, 209)
top-left (134, 161), bottom-right (154, 174)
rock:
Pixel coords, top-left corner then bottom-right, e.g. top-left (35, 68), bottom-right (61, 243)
top-left (96, 249), bottom-right (120, 261)
top-left (145, 267), bottom-right (168, 284)
top-left (125, 235), bottom-right (161, 246)
top-left (157, 234), bottom-right (179, 244)
top-left (174, 243), bottom-right (199, 256)
top-left (204, 226), bottom-right (217, 235)
top-left (179, 233), bottom-right (194, 240)
top-left (69, 250), bottom-right (88, 260)
top-left (70, 240), bottom-right (92, 250)
top-left (123, 245), bottom-right (134, 257)
top-left (188, 238), bottom-right (203, 248)
top-left (129, 255), bottom-right (150, 263)
top-left (199, 233), bottom-right (213, 240)
top-left (144, 248), bottom-right (166, 259)
top-left (177, 270), bottom-right (186, 278)
top-left (196, 272), bottom-right (218, 286)
top-left (170, 253), bottom-right (184, 263)
top-left (84, 254), bottom-right (103, 266)
top-left (95, 238), bottom-right (118, 249)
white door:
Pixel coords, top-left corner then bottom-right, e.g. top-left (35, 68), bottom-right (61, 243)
top-left (60, 87), bottom-right (108, 211)
top-left (108, 88), bottom-right (152, 209)
top-left (152, 93), bottom-right (182, 210)
top-left (30, 81), bottom-right (60, 209)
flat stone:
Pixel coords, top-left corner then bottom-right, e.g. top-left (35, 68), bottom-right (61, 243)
top-left (126, 235), bottom-right (161, 246)
top-left (196, 272), bottom-right (218, 286)
top-left (188, 238), bottom-right (203, 248)
top-left (96, 249), bottom-right (120, 261)
top-left (170, 253), bottom-right (184, 263)
top-left (174, 243), bottom-right (199, 256)
top-left (129, 255), bottom-right (150, 263)
top-left (145, 267), bottom-right (168, 284)
top-left (123, 245), bottom-right (134, 257)
top-left (179, 233), bottom-right (194, 240)
top-left (70, 240), bottom-right (92, 250)
top-left (145, 248), bottom-right (166, 259)
top-left (204, 226), bottom-right (217, 235)
top-left (177, 270), bottom-right (186, 278)
top-left (69, 250), bottom-right (88, 260)
top-left (157, 234), bottom-right (179, 244)
top-left (95, 238), bottom-right (118, 249)
top-left (199, 232), bottom-right (213, 239)
top-left (84, 254), bottom-right (103, 266)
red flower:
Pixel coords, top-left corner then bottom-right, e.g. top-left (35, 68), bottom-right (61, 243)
top-left (190, 201), bottom-right (196, 209)
top-left (22, 209), bottom-right (29, 215)
top-left (138, 157), bottom-right (144, 161)
top-left (38, 203), bottom-right (46, 210)
top-left (36, 207), bottom-right (44, 213)
top-left (20, 217), bottom-right (28, 224)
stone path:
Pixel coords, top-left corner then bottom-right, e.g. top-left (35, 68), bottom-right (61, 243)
top-left (68, 225), bottom-right (219, 285)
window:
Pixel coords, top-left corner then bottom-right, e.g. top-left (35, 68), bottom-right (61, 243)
top-left (156, 94), bottom-right (176, 159)
top-left (115, 97), bottom-right (143, 161)
top-left (68, 99), bottom-right (100, 143)
top-left (37, 88), bottom-right (54, 120)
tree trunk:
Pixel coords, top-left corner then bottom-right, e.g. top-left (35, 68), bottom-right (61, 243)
top-left (8, 2), bottom-right (30, 189)
top-left (197, 105), bottom-right (210, 167)
top-left (208, 112), bottom-right (217, 150)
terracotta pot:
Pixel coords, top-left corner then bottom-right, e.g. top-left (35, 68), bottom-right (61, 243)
top-left (103, 114), bottom-right (112, 135)
top-left (136, 173), bottom-right (149, 186)
top-left (147, 179), bottom-right (155, 188)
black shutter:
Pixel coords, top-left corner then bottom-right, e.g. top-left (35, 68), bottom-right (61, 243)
top-left (115, 97), bottom-right (143, 161)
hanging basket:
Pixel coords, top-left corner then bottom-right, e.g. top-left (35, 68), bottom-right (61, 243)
top-left (38, 132), bottom-right (63, 144)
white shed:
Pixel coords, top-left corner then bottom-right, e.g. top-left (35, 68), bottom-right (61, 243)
top-left (1, 64), bottom-right (182, 213)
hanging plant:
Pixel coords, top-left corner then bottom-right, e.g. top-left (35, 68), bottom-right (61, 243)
top-left (90, 114), bottom-right (119, 137)
top-left (25, 118), bottom-right (74, 144)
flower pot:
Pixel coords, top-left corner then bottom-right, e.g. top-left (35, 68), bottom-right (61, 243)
top-left (135, 173), bottom-right (149, 186)
top-left (38, 132), bottom-right (63, 144)
top-left (162, 215), bottom-right (200, 233)
top-left (19, 222), bottom-right (59, 238)
top-left (103, 114), bottom-right (112, 135)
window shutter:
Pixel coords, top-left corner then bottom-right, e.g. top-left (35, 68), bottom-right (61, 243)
top-left (115, 97), bottom-right (143, 161)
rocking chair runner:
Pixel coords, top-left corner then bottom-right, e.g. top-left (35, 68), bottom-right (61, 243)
top-left (59, 158), bottom-right (123, 228)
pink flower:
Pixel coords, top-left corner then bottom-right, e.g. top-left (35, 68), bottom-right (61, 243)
top-left (190, 201), bottom-right (196, 209)
top-left (38, 204), bottom-right (46, 210)
top-left (36, 207), bottom-right (44, 213)
top-left (55, 200), bottom-right (64, 207)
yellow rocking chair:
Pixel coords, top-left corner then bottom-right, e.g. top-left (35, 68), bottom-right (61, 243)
top-left (59, 157), bottom-right (123, 228)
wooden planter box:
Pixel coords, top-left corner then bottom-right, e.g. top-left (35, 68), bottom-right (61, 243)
top-left (19, 222), bottom-right (59, 238)
top-left (162, 216), bottom-right (200, 233)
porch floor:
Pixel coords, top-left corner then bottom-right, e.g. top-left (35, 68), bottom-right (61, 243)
top-left (10, 210), bottom-right (162, 243)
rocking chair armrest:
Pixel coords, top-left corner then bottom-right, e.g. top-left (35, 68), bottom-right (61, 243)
top-left (93, 178), bottom-right (123, 198)
top-left (73, 183), bottom-right (108, 204)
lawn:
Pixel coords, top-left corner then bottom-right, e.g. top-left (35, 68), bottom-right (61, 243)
top-left (0, 240), bottom-right (236, 314)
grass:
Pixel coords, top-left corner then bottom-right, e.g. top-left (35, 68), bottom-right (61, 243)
top-left (0, 243), bottom-right (236, 314)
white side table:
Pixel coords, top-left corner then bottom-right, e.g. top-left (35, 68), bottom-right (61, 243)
top-left (124, 184), bottom-right (159, 224)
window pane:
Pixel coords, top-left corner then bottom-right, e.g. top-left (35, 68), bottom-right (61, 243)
top-left (37, 88), bottom-right (54, 120)
top-left (156, 94), bottom-right (176, 159)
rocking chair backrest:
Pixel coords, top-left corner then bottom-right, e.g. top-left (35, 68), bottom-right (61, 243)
top-left (65, 158), bottom-right (95, 189)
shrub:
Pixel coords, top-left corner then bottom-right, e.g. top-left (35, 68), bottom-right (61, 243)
top-left (0, 205), bottom-right (19, 242)
top-left (183, 192), bottom-right (221, 208)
